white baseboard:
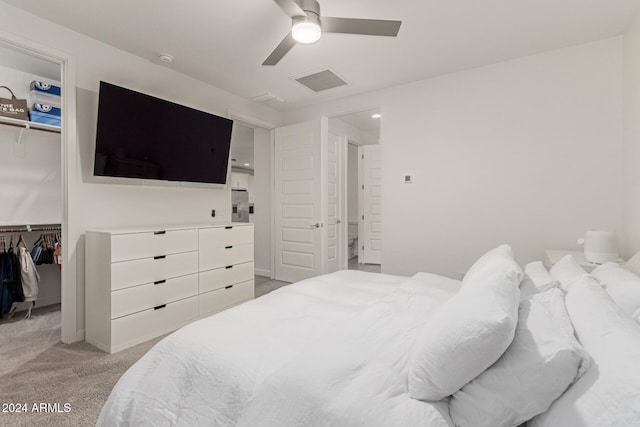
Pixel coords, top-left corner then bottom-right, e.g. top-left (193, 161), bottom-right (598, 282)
top-left (255, 268), bottom-right (271, 278)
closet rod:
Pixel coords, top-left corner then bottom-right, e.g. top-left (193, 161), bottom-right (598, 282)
top-left (0, 224), bottom-right (61, 233)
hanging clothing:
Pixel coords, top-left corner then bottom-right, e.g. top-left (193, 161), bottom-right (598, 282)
top-left (18, 246), bottom-right (39, 302)
top-left (8, 247), bottom-right (24, 303)
top-left (0, 252), bottom-right (14, 316)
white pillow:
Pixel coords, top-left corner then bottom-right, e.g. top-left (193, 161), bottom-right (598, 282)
top-left (530, 276), bottom-right (640, 427)
top-left (449, 288), bottom-right (589, 427)
top-left (520, 261), bottom-right (559, 299)
top-left (549, 255), bottom-right (588, 290)
top-left (592, 262), bottom-right (640, 322)
top-left (624, 250), bottom-right (640, 276)
top-left (461, 244), bottom-right (517, 287)
top-left (408, 245), bottom-right (522, 402)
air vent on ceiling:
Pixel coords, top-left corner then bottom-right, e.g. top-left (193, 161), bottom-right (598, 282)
top-left (294, 69), bottom-right (348, 92)
top-left (251, 92), bottom-right (284, 104)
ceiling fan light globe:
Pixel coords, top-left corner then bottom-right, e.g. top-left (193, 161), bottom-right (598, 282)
top-left (292, 18), bottom-right (322, 44)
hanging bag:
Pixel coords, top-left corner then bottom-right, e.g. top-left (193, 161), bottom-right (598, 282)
top-left (0, 86), bottom-right (29, 120)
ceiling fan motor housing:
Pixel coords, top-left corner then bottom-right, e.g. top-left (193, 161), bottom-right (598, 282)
top-left (294, 0), bottom-right (320, 19)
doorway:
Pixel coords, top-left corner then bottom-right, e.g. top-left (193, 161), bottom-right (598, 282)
top-left (330, 108), bottom-right (382, 274)
top-left (0, 34), bottom-right (78, 344)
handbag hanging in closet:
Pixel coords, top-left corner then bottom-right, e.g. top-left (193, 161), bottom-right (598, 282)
top-left (0, 86), bottom-right (29, 120)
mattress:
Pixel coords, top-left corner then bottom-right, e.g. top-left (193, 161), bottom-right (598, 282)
top-left (98, 270), bottom-right (461, 426)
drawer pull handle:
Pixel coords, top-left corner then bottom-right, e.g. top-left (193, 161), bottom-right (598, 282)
top-left (225, 226), bottom-right (233, 229)
top-left (154, 230), bottom-right (166, 235)
top-left (225, 285), bottom-right (233, 289)
top-left (154, 280), bottom-right (166, 285)
top-left (225, 245), bottom-right (233, 249)
top-left (154, 304), bottom-right (167, 310)
top-left (225, 265), bottom-right (233, 269)
top-left (154, 255), bottom-right (166, 260)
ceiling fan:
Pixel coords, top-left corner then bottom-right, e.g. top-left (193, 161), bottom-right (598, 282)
top-left (263, 0), bottom-right (402, 66)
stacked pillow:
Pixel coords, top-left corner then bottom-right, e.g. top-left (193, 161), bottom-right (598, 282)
top-left (408, 244), bottom-right (522, 402)
top-left (591, 262), bottom-right (640, 323)
top-left (408, 245), bottom-right (591, 427)
top-left (530, 275), bottom-right (640, 427)
top-left (549, 254), bottom-right (589, 290)
top-left (449, 288), bottom-right (589, 427)
top-left (520, 261), bottom-right (560, 299)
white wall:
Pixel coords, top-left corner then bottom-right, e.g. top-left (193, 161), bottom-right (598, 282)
top-left (284, 37), bottom-right (624, 278)
top-left (624, 15), bottom-right (640, 258)
top-left (253, 128), bottom-right (272, 277)
top-left (0, 2), bottom-right (283, 337)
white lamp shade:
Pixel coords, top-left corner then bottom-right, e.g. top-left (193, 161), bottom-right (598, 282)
top-left (583, 230), bottom-right (618, 264)
top-left (292, 16), bottom-right (321, 44)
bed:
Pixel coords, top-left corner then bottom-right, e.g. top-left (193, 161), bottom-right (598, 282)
top-left (98, 248), bottom-right (640, 427)
top-left (98, 270), bottom-right (461, 426)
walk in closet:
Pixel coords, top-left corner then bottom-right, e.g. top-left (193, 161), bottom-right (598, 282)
top-left (0, 45), bottom-right (63, 323)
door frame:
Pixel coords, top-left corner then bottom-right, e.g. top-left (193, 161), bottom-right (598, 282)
top-left (0, 30), bottom-right (79, 343)
top-left (226, 110), bottom-right (278, 279)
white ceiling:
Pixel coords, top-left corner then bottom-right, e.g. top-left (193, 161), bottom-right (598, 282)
top-left (4, 0), bottom-right (640, 112)
top-left (338, 108), bottom-right (380, 132)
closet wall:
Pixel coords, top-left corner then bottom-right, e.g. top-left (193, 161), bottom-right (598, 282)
top-left (0, 56), bottom-right (62, 308)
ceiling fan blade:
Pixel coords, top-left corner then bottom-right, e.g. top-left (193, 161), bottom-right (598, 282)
top-left (263, 32), bottom-right (297, 66)
top-left (322, 17), bottom-right (402, 37)
top-left (272, 0), bottom-right (306, 18)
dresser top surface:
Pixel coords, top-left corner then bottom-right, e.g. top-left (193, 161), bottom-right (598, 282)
top-left (87, 223), bottom-right (253, 235)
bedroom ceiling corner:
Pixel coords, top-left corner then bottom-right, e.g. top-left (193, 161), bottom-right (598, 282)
top-left (3, 0), bottom-right (640, 112)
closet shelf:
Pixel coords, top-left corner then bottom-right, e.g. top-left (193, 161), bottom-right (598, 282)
top-left (0, 115), bottom-right (61, 134)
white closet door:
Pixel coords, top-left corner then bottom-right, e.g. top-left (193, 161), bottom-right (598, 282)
top-left (362, 144), bottom-right (382, 265)
top-left (274, 119), bottom-right (327, 282)
top-left (327, 132), bottom-right (345, 273)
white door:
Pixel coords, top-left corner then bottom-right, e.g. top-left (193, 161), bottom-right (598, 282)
top-left (327, 132), bottom-right (347, 273)
top-left (361, 144), bottom-right (382, 264)
top-left (274, 119), bottom-right (327, 282)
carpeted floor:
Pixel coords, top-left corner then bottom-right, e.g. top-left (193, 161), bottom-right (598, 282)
top-left (0, 277), bottom-right (289, 427)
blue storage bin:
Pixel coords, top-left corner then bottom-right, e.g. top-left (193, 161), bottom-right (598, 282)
top-left (32, 103), bottom-right (61, 117)
top-left (29, 111), bottom-right (61, 126)
top-left (30, 81), bottom-right (61, 96)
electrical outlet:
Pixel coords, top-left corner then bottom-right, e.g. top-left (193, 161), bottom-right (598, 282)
top-left (404, 174), bottom-right (414, 184)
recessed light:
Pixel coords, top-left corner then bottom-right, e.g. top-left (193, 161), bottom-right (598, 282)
top-left (371, 113), bottom-right (381, 119)
top-left (158, 53), bottom-right (173, 63)
top-left (244, 163), bottom-right (250, 166)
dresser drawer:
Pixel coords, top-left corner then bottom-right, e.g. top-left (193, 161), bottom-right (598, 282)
top-left (199, 243), bottom-right (253, 272)
top-left (198, 279), bottom-right (254, 317)
top-left (199, 261), bottom-right (253, 294)
top-left (111, 229), bottom-right (198, 262)
top-left (111, 296), bottom-right (198, 353)
top-left (111, 251), bottom-right (198, 291)
top-left (111, 273), bottom-right (198, 319)
top-left (199, 226), bottom-right (253, 251)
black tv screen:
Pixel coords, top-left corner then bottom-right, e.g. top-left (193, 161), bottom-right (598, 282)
top-left (94, 81), bottom-right (232, 184)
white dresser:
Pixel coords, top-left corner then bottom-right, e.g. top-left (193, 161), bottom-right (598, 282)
top-left (85, 223), bottom-right (254, 353)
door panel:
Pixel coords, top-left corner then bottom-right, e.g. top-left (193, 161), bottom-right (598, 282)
top-left (362, 145), bottom-right (382, 264)
top-left (327, 132), bottom-right (339, 273)
top-left (274, 120), bottom-right (326, 282)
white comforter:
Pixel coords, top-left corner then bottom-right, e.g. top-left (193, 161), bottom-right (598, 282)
top-left (98, 270), bottom-right (461, 427)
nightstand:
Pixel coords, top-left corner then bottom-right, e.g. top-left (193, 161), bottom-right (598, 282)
top-left (543, 249), bottom-right (625, 273)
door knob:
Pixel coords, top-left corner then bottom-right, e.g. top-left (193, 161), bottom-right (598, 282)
top-left (309, 223), bottom-right (321, 229)
top-left (336, 219), bottom-right (342, 224)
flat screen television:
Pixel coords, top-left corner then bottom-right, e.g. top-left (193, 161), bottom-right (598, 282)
top-left (94, 81), bottom-right (233, 184)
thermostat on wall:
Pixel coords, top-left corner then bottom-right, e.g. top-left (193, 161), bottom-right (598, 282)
top-left (404, 174), bottom-right (414, 184)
